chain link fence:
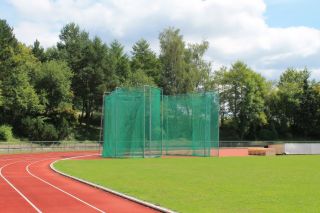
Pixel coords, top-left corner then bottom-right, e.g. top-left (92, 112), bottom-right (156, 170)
top-left (0, 141), bottom-right (102, 154)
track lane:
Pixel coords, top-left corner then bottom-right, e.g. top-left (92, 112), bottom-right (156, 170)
top-left (28, 157), bottom-right (159, 213)
top-left (26, 158), bottom-right (105, 213)
top-left (0, 160), bottom-right (38, 212)
top-left (0, 152), bottom-right (160, 213)
top-left (2, 160), bottom-right (98, 213)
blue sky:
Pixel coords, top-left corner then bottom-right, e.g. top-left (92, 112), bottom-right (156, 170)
top-left (0, 0), bottom-right (319, 80)
top-left (265, 0), bottom-right (320, 28)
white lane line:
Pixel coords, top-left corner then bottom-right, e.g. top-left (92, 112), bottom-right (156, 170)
top-left (0, 161), bottom-right (42, 213)
top-left (26, 155), bottom-right (105, 213)
top-left (51, 154), bottom-right (174, 213)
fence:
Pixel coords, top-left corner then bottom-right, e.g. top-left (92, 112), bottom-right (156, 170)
top-left (102, 86), bottom-right (162, 158)
top-left (163, 92), bottom-right (219, 157)
top-left (220, 141), bottom-right (272, 148)
top-left (0, 141), bottom-right (101, 154)
top-left (102, 86), bottom-right (220, 158)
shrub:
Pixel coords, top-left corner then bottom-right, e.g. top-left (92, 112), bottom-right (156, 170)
top-left (57, 117), bottom-right (70, 139)
top-left (0, 125), bottom-right (13, 141)
top-left (21, 116), bottom-right (58, 141)
top-left (49, 108), bottom-right (76, 139)
top-left (258, 129), bottom-right (278, 140)
top-left (42, 123), bottom-right (58, 141)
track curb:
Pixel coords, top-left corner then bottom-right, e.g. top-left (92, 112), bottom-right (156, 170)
top-left (50, 156), bottom-right (175, 213)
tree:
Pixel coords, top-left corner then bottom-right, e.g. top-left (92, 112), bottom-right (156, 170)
top-left (211, 66), bottom-right (228, 126)
top-left (79, 37), bottom-right (109, 121)
top-left (296, 75), bottom-right (320, 137)
top-left (0, 81), bottom-right (3, 108)
top-left (159, 27), bottom-right (211, 94)
top-left (131, 39), bottom-right (161, 84)
top-left (57, 23), bottom-right (90, 72)
top-left (0, 19), bottom-right (18, 75)
top-left (0, 19), bottom-right (19, 81)
top-left (184, 41), bottom-right (211, 92)
top-left (222, 61), bottom-right (269, 139)
top-left (32, 40), bottom-right (46, 62)
top-left (107, 40), bottom-right (131, 86)
top-left (2, 68), bottom-right (43, 119)
top-left (123, 70), bottom-right (155, 87)
top-left (35, 60), bottom-right (73, 113)
top-left (159, 27), bottom-right (186, 95)
top-left (57, 23), bottom-right (109, 124)
top-left (0, 43), bottom-right (43, 125)
top-left (276, 68), bottom-right (309, 134)
top-left (0, 20), bottom-right (45, 136)
top-left (45, 47), bottom-right (61, 61)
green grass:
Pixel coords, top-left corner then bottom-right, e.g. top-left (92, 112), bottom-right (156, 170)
top-left (54, 156), bottom-right (320, 213)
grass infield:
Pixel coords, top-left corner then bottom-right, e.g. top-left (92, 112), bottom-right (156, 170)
top-left (55, 156), bottom-right (320, 212)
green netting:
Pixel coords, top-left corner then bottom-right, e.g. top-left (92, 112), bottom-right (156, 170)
top-left (102, 86), bottom-right (219, 158)
top-left (163, 92), bottom-right (219, 157)
top-left (102, 86), bottom-right (162, 158)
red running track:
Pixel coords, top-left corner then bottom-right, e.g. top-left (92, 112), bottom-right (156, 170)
top-left (218, 148), bottom-right (249, 157)
top-left (0, 151), bottom-right (160, 213)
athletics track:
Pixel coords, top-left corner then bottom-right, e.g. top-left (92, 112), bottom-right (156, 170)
top-left (0, 151), bottom-right (160, 213)
top-left (0, 148), bottom-right (247, 212)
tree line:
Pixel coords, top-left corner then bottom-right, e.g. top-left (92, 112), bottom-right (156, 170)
top-left (0, 19), bottom-right (319, 142)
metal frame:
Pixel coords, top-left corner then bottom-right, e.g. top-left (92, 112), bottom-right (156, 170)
top-left (101, 86), bottom-right (219, 158)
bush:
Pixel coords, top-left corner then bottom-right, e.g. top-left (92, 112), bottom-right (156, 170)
top-left (220, 127), bottom-right (240, 140)
top-left (21, 116), bottom-right (58, 141)
top-left (42, 123), bottom-right (58, 141)
top-left (258, 129), bottom-right (278, 140)
top-left (49, 108), bottom-right (76, 139)
top-left (57, 118), bottom-right (71, 139)
top-left (0, 125), bottom-right (13, 141)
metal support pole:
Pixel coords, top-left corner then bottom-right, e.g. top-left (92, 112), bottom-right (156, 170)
top-left (166, 96), bottom-right (169, 155)
top-left (99, 92), bottom-right (106, 155)
top-left (205, 95), bottom-right (208, 157)
top-left (161, 89), bottom-right (163, 157)
top-left (115, 93), bottom-right (118, 157)
top-left (143, 86), bottom-right (146, 158)
top-left (216, 94), bottom-right (220, 157)
top-left (191, 95), bottom-right (195, 156)
top-left (149, 86), bottom-right (152, 157)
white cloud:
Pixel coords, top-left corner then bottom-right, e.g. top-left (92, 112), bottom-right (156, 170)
top-left (311, 68), bottom-right (320, 80)
top-left (7, 0), bottom-right (320, 79)
top-left (14, 22), bottom-right (59, 47)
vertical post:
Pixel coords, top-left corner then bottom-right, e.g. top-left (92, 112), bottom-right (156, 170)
top-left (191, 94), bottom-right (194, 156)
top-left (205, 94), bottom-right (209, 157)
top-left (216, 94), bottom-right (220, 157)
top-left (149, 86), bottom-right (152, 157)
top-left (143, 86), bottom-right (146, 158)
top-left (161, 89), bottom-right (163, 157)
top-left (99, 92), bottom-right (106, 155)
top-left (115, 92), bottom-right (118, 157)
top-left (208, 94), bottom-right (212, 157)
top-left (166, 96), bottom-right (169, 155)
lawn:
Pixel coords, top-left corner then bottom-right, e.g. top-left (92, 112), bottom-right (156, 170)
top-left (54, 156), bottom-right (320, 213)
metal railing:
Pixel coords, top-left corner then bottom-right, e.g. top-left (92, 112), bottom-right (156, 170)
top-left (3, 140), bottom-right (320, 154)
top-left (0, 141), bottom-right (102, 154)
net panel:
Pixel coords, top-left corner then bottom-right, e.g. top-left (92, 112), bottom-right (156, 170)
top-left (163, 92), bottom-right (219, 157)
top-left (102, 86), bottom-right (219, 158)
top-left (102, 86), bottom-right (162, 158)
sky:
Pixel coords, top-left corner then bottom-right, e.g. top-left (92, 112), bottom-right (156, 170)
top-left (0, 0), bottom-right (320, 80)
